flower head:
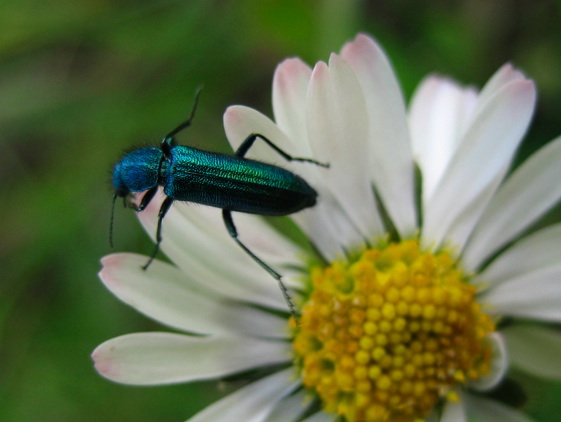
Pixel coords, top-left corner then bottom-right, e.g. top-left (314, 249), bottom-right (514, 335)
top-left (93, 34), bottom-right (561, 421)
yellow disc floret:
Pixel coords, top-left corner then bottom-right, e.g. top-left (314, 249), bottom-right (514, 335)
top-left (293, 240), bottom-right (495, 421)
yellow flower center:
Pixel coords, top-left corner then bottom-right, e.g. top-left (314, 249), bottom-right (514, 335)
top-left (293, 240), bottom-right (495, 422)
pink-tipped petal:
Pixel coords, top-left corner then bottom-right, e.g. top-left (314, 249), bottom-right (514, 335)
top-left (92, 333), bottom-right (290, 386)
top-left (99, 253), bottom-right (287, 337)
top-left (307, 55), bottom-right (383, 242)
top-left (272, 58), bottom-right (313, 155)
top-left (423, 78), bottom-right (536, 252)
top-left (409, 76), bottom-right (478, 200)
top-left (342, 33), bottom-right (417, 237)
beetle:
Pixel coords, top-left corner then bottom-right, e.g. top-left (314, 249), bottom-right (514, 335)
top-left (110, 89), bottom-right (328, 320)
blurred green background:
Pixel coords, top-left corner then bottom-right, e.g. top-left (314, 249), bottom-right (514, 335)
top-left (1, 0), bottom-right (560, 421)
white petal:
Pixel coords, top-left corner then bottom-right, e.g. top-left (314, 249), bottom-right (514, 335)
top-left (174, 205), bottom-right (306, 291)
top-left (502, 324), bottom-right (561, 379)
top-left (477, 63), bottom-right (527, 108)
top-left (265, 389), bottom-right (308, 422)
top-left (474, 223), bottom-right (561, 289)
top-left (137, 191), bottom-right (290, 310)
top-left (224, 105), bottom-right (309, 163)
top-left (465, 394), bottom-right (536, 422)
top-left (223, 105), bottom-right (351, 260)
top-left (92, 332), bottom-right (291, 385)
top-left (272, 58), bottom-right (313, 157)
top-left (175, 203), bottom-right (304, 270)
top-left (99, 253), bottom-right (287, 338)
top-left (468, 332), bottom-right (508, 391)
top-left (341, 34), bottom-right (417, 237)
top-left (480, 263), bottom-right (561, 321)
top-left (295, 200), bottom-right (363, 262)
top-left (272, 60), bottom-right (368, 260)
top-left (463, 135), bottom-right (561, 271)
top-left (306, 55), bottom-right (384, 241)
top-left (223, 105), bottom-right (328, 205)
top-left (441, 396), bottom-right (466, 422)
top-left (188, 368), bottom-right (298, 422)
top-left (423, 78), bottom-right (536, 251)
top-left (409, 76), bottom-right (478, 200)
top-left (415, 64), bottom-right (529, 250)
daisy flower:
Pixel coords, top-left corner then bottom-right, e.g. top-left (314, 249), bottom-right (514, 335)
top-left (93, 34), bottom-right (561, 421)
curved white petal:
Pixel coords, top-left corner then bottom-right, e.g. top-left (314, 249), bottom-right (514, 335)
top-left (174, 203), bottom-right (305, 278)
top-left (272, 58), bottom-right (313, 157)
top-left (137, 191), bottom-right (290, 310)
top-left (469, 332), bottom-right (508, 391)
top-left (474, 223), bottom-right (561, 290)
top-left (173, 197), bottom-right (307, 291)
top-left (265, 389), bottom-right (308, 422)
top-left (223, 105), bottom-right (352, 261)
top-left (92, 332), bottom-right (291, 385)
top-left (423, 78), bottom-right (536, 251)
top-left (292, 199), bottom-right (364, 262)
top-left (409, 76), bottom-right (478, 201)
top-left (502, 324), bottom-right (561, 380)
top-left (306, 55), bottom-right (384, 241)
top-left (465, 393), bottom-right (536, 422)
top-left (188, 368), bottom-right (298, 422)
top-left (99, 253), bottom-right (287, 338)
top-left (480, 264), bottom-right (561, 321)
top-left (271, 58), bottom-right (372, 261)
top-left (440, 396), bottom-right (466, 422)
top-left (224, 105), bottom-right (308, 164)
top-left (341, 33), bottom-right (417, 237)
top-left (477, 63), bottom-right (526, 108)
top-left (463, 135), bottom-right (561, 271)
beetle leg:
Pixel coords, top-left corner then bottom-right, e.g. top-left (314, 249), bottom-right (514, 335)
top-left (136, 186), bottom-right (158, 212)
top-left (235, 133), bottom-right (329, 168)
top-left (222, 209), bottom-right (298, 323)
top-left (142, 196), bottom-right (174, 270)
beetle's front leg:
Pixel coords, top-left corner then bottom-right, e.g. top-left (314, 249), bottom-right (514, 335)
top-left (133, 186), bottom-right (158, 212)
top-left (142, 196), bottom-right (174, 270)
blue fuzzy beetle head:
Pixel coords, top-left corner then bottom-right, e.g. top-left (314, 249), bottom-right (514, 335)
top-left (112, 147), bottom-right (163, 197)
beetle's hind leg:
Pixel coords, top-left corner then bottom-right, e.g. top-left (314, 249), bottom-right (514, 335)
top-left (235, 133), bottom-right (329, 168)
top-left (222, 209), bottom-right (298, 323)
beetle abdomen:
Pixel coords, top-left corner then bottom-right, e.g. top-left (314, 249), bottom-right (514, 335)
top-left (164, 146), bottom-right (317, 215)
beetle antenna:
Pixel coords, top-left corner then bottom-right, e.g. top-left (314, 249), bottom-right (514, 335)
top-left (165, 85), bottom-right (204, 139)
top-left (109, 193), bottom-right (117, 248)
